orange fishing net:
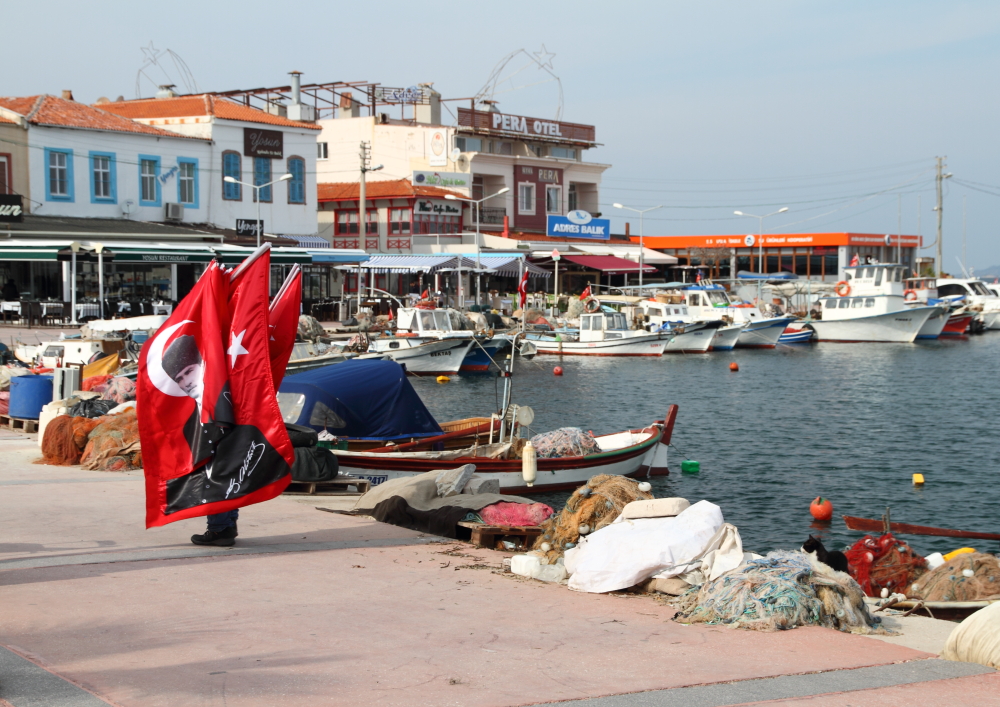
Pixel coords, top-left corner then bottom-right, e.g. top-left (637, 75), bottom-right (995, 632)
top-left (82, 374), bottom-right (113, 393)
top-left (80, 409), bottom-right (142, 472)
top-left (845, 532), bottom-right (927, 597)
top-left (39, 415), bottom-right (102, 465)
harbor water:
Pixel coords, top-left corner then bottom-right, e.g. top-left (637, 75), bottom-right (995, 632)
top-left (412, 335), bottom-right (1000, 555)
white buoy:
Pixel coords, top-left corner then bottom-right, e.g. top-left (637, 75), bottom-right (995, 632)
top-left (963, 569), bottom-right (975, 578)
top-left (578, 524), bottom-right (591, 535)
top-left (638, 482), bottom-right (652, 493)
top-left (521, 440), bottom-right (537, 487)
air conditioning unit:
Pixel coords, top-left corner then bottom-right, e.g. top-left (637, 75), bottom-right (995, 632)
top-left (164, 203), bottom-right (184, 221)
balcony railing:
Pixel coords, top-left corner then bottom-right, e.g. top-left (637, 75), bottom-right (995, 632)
top-left (386, 238), bottom-right (411, 251)
top-left (472, 206), bottom-right (506, 225)
top-left (365, 237), bottom-right (380, 251)
top-left (332, 238), bottom-right (359, 249)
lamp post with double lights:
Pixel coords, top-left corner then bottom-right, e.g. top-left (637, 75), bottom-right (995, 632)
top-left (445, 187), bottom-right (510, 304)
top-left (733, 207), bottom-right (789, 275)
top-left (224, 173), bottom-right (293, 247)
top-left (612, 203), bottom-right (663, 289)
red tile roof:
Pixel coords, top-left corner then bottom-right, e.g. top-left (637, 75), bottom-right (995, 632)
top-left (97, 95), bottom-right (322, 130)
top-left (0, 114), bottom-right (17, 125)
top-left (317, 179), bottom-right (465, 201)
top-left (0, 95), bottom-right (204, 139)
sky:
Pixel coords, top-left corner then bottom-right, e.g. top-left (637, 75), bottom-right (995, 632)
top-left (5, 1), bottom-right (1000, 272)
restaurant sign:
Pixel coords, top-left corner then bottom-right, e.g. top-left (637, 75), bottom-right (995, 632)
top-left (412, 171), bottom-right (473, 189)
top-left (547, 211), bottom-right (610, 240)
top-left (414, 199), bottom-right (462, 216)
top-left (236, 219), bottom-right (263, 237)
top-left (244, 128), bottom-right (283, 159)
top-left (0, 194), bottom-right (24, 222)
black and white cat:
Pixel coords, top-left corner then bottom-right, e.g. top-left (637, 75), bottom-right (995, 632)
top-left (802, 535), bottom-right (849, 574)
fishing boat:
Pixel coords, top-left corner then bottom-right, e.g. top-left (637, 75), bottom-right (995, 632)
top-left (778, 326), bottom-right (814, 344)
top-left (369, 305), bottom-right (477, 375)
top-left (637, 299), bottom-right (738, 352)
top-left (677, 285), bottom-right (794, 348)
top-left (333, 413), bottom-right (675, 494)
top-left (935, 278), bottom-right (1000, 330)
top-left (808, 264), bottom-right (938, 343)
top-left (534, 312), bottom-right (667, 357)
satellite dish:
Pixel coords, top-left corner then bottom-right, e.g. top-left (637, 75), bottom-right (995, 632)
top-left (515, 405), bottom-right (535, 426)
top-left (450, 147), bottom-right (462, 162)
top-left (456, 155), bottom-right (469, 171)
top-left (121, 199), bottom-right (135, 215)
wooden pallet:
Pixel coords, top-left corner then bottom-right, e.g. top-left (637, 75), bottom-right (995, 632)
top-left (283, 477), bottom-right (371, 496)
top-left (457, 521), bottom-right (543, 551)
top-left (0, 415), bottom-right (38, 433)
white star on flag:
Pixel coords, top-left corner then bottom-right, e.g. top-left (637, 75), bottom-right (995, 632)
top-left (228, 329), bottom-right (249, 369)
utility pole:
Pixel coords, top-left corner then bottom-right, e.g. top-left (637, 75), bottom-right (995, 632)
top-left (358, 141), bottom-right (383, 302)
top-left (934, 156), bottom-right (948, 277)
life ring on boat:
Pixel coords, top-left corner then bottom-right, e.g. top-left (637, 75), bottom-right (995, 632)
top-left (835, 281), bottom-right (851, 297)
top-left (414, 300), bottom-right (437, 310)
top-left (583, 297), bottom-right (601, 313)
top-left (903, 289), bottom-right (918, 302)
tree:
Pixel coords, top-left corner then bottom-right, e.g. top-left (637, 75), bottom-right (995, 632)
top-left (689, 247), bottom-right (732, 279)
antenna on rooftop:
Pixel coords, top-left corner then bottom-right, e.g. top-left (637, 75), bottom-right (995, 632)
top-left (474, 45), bottom-right (564, 120)
top-left (135, 42), bottom-right (200, 98)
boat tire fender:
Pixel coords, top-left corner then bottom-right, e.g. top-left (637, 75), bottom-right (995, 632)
top-left (835, 280), bottom-right (851, 297)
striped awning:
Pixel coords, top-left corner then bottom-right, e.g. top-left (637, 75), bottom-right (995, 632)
top-left (475, 255), bottom-right (551, 278)
top-left (358, 254), bottom-right (471, 274)
top-left (285, 235), bottom-right (332, 248)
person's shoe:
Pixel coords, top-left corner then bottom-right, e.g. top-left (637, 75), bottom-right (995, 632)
top-left (190, 527), bottom-right (237, 547)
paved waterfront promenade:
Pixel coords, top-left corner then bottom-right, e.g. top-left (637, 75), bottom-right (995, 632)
top-left (2, 430), bottom-right (997, 707)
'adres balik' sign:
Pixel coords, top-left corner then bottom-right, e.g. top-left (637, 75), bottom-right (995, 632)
top-left (547, 211), bottom-right (610, 240)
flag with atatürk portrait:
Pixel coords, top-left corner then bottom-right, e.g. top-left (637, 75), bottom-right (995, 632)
top-left (139, 245), bottom-right (294, 528)
top-left (138, 262), bottom-right (234, 528)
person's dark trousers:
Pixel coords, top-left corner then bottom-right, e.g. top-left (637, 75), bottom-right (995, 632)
top-left (206, 509), bottom-right (239, 532)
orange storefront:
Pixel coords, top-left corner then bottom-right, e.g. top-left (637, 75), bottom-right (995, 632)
top-left (632, 232), bottom-right (922, 280)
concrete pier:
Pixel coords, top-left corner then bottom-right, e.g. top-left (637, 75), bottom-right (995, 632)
top-left (1, 430), bottom-right (996, 706)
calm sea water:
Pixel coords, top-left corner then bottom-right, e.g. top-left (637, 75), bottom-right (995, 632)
top-left (410, 334), bottom-right (1000, 555)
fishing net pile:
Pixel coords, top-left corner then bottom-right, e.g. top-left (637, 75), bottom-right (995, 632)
top-left (909, 553), bottom-right (1000, 602)
top-left (531, 475), bottom-right (652, 564)
top-left (672, 551), bottom-right (883, 634)
top-left (479, 501), bottom-right (554, 527)
top-left (39, 415), bottom-right (103, 465)
top-left (100, 377), bottom-right (136, 404)
top-left (82, 374), bottom-right (113, 393)
top-left (530, 427), bottom-right (602, 458)
top-left (80, 409), bottom-right (141, 472)
top-left (845, 532), bottom-right (927, 597)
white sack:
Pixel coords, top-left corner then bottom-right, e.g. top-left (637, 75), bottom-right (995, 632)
top-left (564, 500), bottom-right (725, 593)
top-left (941, 601), bottom-right (1000, 668)
top-left (620, 497), bottom-right (690, 520)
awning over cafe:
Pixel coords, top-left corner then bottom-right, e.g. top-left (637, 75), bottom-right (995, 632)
top-left (561, 254), bottom-right (657, 274)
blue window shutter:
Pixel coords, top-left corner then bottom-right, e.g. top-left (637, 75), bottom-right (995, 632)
top-left (223, 153), bottom-right (241, 200)
top-left (289, 157), bottom-right (305, 204)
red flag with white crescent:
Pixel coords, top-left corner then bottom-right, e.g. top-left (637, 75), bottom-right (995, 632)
top-left (849, 254), bottom-right (859, 267)
top-left (268, 265), bottom-right (301, 390)
top-left (421, 289), bottom-right (429, 299)
top-left (579, 285), bottom-right (592, 301)
top-left (138, 262), bottom-right (234, 528)
top-left (517, 270), bottom-right (529, 309)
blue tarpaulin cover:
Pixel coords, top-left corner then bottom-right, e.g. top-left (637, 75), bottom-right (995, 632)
top-left (278, 359), bottom-right (443, 440)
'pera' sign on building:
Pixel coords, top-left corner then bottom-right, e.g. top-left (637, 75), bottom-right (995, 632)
top-left (547, 211), bottom-right (610, 240)
top-left (457, 108), bottom-right (596, 144)
top-left (244, 128), bottom-right (283, 159)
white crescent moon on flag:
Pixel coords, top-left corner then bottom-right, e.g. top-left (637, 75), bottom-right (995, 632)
top-left (146, 320), bottom-right (194, 397)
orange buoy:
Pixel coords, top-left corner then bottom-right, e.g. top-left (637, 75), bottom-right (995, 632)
top-left (553, 366), bottom-right (564, 376)
top-left (729, 362), bottom-right (739, 371)
top-left (810, 496), bottom-right (833, 521)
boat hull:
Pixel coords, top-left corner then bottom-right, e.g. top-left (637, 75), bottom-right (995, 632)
top-left (535, 335), bottom-right (667, 356)
top-left (941, 313), bottom-right (973, 337)
top-left (914, 306), bottom-right (949, 339)
top-left (460, 340), bottom-right (508, 372)
top-left (710, 325), bottom-right (743, 351)
top-left (376, 339), bottom-right (476, 375)
top-left (663, 326), bottom-right (715, 353)
top-left (778, 327), bottom-right (815, 344)
top-left (808, 307), bottom-right (935, 343)
top-left (735, 317), bottom-right (793, 348)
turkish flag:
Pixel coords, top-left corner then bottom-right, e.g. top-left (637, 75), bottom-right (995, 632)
top-left (580, 285), bottom-right (592, 301)
top-left (849, 254), bottom-right (859, 267)
top-left (268, 264), bottom-right (301, 390)
top-left (139, 262), bottom-right (235, 528)
top-left (421, 289), bottom-right (429, 299)
top-left (517, 270), bottom-right (529, 309)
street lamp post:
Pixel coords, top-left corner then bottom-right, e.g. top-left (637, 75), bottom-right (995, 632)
top-left (224, 173), bottom-right (293, 247)
top-left (613, 203), bottom-right (663, 289)
top-left (445, 187), bottom-right (510, 305)
top-left (733, 207), bottom-right (789, 275)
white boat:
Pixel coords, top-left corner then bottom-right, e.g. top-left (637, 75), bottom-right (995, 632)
top-left (914, 305), bottom-right (950, 340)
top-left (808, 264), bottom-right (937, 343)
top-left (677, 285), bottom-right (793, 348)
top-left (637, 299), bottom-right (738, 352)
top-left (534, 312), bottom-right (667, 356)
top-left (935, 278), bottom-right (1000, 330)
top-left (370, 306), bottom-right (478, 375)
